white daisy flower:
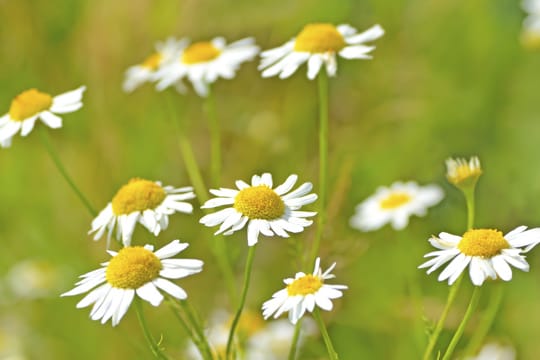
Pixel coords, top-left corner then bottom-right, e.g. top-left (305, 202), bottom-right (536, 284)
top-left (154, 36), bottom-right (260, 97)
top-left (199, 173), bottom-right (317, 246)
top-left (465, 342), bottom-right (516, 360)
top-left (419, 227), bottom-right (540, 286)
top-left (0, 86), bottom-right (85, 148)
top-left (522, 0), bottom-right (540, 49)
top-left (89, 178), bottom-right (195, 247)
top-left (259, 23), bottom-right (384, 80)
top-left (61, 240), bottom-right (203, 326)
top-left (446, 156), bottom-right (482, 188)
top-left (349, 181), bottom-right (444, 232)
top-left (262, 257), bottom-right (347, 325)
top-left (123, 37), bottom-right (187, 92)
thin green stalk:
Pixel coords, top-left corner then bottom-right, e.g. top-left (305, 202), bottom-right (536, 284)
top-left (422, 275), bottom-right (463, 360)
top-left (38, 127), bottom-right (97, 217)
top-left (310, 70), bottom-right (329, 266)
top-left (134, 299), bottom-right (169, 360)
top-left (204, 85), bottom-right (221, 188)
top-left (313, 308), bottom-right (339, 360)
top-left (168, 299), bottom-right (211, 359)
top-left (442, 286), bottom-right (482, 360)
top-left (463, 187), bottom-right (476, 230)
top-left (178, 299), bottom-right (214, 360)
top-left (463, 283), bottom-right (504, 356)
top-left (288, 319), bottom-right (303, 360)
top-left (226, 245), bottom-right (257, 359)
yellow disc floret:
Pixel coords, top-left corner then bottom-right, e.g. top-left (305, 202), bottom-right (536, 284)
top-left (181, 41), bottom-right (221, 64)
top-left (294, 23), bottom-right (346, 53)
top-left (458, 229), bottom-right (510, 258)
top-left (141, 53), bottom-right (162, 70)
top-left (9, 89), bottom-right (53, 121)
top-left (234, 185), bottom-right (285, 220)
top-left (446, 157), bottom-right (482, 188)
top-left (105, 246), bottom-right (162, 289)
top-left (380, 192), bottom-right (411, 209)
top-left (287, 274), bottom-right (323, 296)
top-left (111, 178), bottom-right (166, 215)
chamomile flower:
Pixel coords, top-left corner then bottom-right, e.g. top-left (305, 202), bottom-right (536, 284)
top-left (0, 86), bottom-right (85, 148)
top-left (200, 173), bottom-right (317, 246)
top-left (446, 156), bottom-right (482, 189)
top-left (259, 23), bottom-right (384, 80)
top-left (61, 240), bottom-right (203, 326)
top-left (262, 257), bottom-right (347, 324)
top-left (123, 37), bottom-right (187, 92)
top-left (419, 227), bottom-right (540, 286)
top-left (349, 181), bottom-right (444, 232)
top-left (522, 0), bottom-right (540, 49)
top-left (89, 178), bottom-right (195, 247)
top-left (154, 37), bottom-right (259, 97)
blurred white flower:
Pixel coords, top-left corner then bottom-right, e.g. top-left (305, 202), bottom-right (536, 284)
top-left (350, 181), bottom-right (444, 232)
top-left (465, 342), bottom-right (516, 360)
top-left (522, 0), bottom-right (540, 49)
top-left (259, 23), bottom-right (384, 79)
top-left (5, 260), bottom-right (64, 300)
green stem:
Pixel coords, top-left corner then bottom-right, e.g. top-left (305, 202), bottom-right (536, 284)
top-left (422, 275), bottom-right (463, 360)
top-left (226, 245), bottom-right (256, 359)
top-left (442, 287), bottom-right (482, 360)
top-left (204, 85), bottom-right (221, 188)
top-left (178, 299), bottom-right (214, 360)
top-left (463, 187), bottom-right (476, 230)
top-left (310, 70), bottom-right (329, 266)
top-left (288, 319), bottom-right (303, 360)
top-left (134, 299), bottom-right (169, 360)
top-left (313, 308), bottom-right (339, 360)
top-left (463, 283), bottom-right (504, 356)
top-left (38, 128), bottom-right (97, 217)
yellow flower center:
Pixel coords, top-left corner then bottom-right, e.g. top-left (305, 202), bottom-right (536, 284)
top-left (447, 159), bottom-right (482, 186)
top-left (233, 185), bottom-right (285, 220)
top-left (287, 274), bottom-right (323, 296)
top-left (141, 53), bottom-right (162, 70)
top-left (380, 192), bottom-right (412, 209)
top-left (9, 89), bottom-right (53, 121)
top-left (105, 246), bottom-right (162, 289)
top-left (235, 310), bottom-right (265, 338)
top-left (181, 41), bottom-right (221, 64)
top-left (458, 229), bottom-right (510, 258)
top-left (111, 178), bottom-right (166, 215)
top-left (294, 23), bottom-right (346, 53)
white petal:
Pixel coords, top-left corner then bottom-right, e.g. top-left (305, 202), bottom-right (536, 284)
top-left (153, 278), bottom-right (187, 300)
top-left (136, 282), bottom-right (164, 306)
top-left (39, 111), bottom-right (63, 128)
top-left (307, 54), bottom-right (324, 80)
top-left (492, 256), bottom-right (512, 281)
top-left (345, 24), bottom-right (385, 44)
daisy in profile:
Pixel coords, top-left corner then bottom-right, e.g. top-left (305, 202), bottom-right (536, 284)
top-left (259, 23), bottom-right (384, 79)
top-left (0, 86), bottom-right (85, 148)
top-left (350, 181), bottom-right (444, 232)
top-left (61, 240), bottom-right (203, 326)
top-left (419, 226), bottom-right (540, 286)
top-left (89, 178), bottom-right (195, 247)
top-left (200, 173), bottom-right (317, 246)
top-left (154, 36), bottom-right (259, 96)
top-left (446, 156), bottom-right (482, 189)
top-left (521, 0), bottom-right (540, 49)
top-left (262, 257), bottom-right (347, 324)
top-left (123, 37), bottom-right (187, 92)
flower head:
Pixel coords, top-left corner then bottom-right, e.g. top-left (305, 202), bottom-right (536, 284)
top-left (123, 37), bottom-right (187, 92)
top-left (350, 181), bottom-right (444, 232)
top-left (0, 86), bottom-right (85, 148)
top-left (61, 240), bottom-right (203, 326)
top-left (259, 23), bottom-right (384, 80)
top-left (465, 342), bottom-right (516, 360)
top-left (89, 178), bottom-right (195, 247)
top-left (262, 257), bottom-right (347, 324)
top-left (446, 156), bottom-right (482, 189)
top-left (154, 37), bottom-right (259, 96)
top-left (521, 0), bottom-right (540, 49)
top-left (200, 173), bottom-right (317, 246)
top-left (419, 226), bottom-right (540, 286)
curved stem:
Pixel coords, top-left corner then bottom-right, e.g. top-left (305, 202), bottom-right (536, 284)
top-left (288, 319), bottom-right (303, 360)
top-left (178, 299), bottom-right (214, 360)
top-left (38, 128), bottom-right (97, 217)
top-left (225, 245), bottom-right (257, 359)
top-left (134, 299), bottom-right (169, 360)
top-left (422, 275), bottom-right (463, 360)
top-left (313, 308), bottom-right (339, 360)
top-left (442, 286), bottom-right (482, 360)
top-left (204, 85), bottom-right (221, 188)
top-left (310, 70), bottom-right (329, 266)
top-left (463, 283), bottom-right (504, 356)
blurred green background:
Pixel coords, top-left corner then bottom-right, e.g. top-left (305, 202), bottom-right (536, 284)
top-left (1, 0), bottom-right (540, 358)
